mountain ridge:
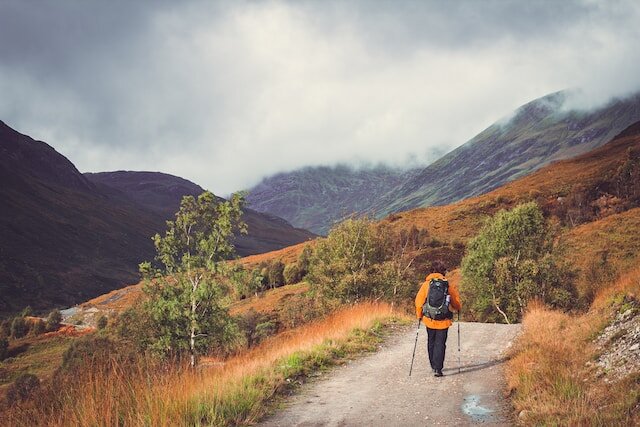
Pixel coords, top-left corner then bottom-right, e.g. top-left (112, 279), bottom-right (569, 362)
top-left (246, 91), bottom-right (640, 232)
top-left (86, 170), bottom-right (316, 255)
top-left (0, 122), bottom-right (314, 314)
top-left (246, 164), bottom-right (419, 235)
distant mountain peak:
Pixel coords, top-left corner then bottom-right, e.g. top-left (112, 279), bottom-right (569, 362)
top-left (246, 90), bottom-right (640, 232)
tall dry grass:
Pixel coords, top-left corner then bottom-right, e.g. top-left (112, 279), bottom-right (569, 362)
top-left (6, 301), bottom-right (398, 426)
top-left (506, 267), bottom-right (640, 425)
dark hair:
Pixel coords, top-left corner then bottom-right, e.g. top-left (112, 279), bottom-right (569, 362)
top-left (429, 260), bottom-right (447, 275)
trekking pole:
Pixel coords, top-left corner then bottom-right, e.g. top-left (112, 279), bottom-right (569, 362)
top-left (457, 311), bottom-right (461, 374)
top-left (409, 318), bottom-right (422, 377)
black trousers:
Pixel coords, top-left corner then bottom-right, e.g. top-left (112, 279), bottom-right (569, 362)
top-left (426, 327), bottom-right (448, 371)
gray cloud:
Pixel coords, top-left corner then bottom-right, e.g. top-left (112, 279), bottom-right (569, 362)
top-left (1, 0), bottom-right (639, 195)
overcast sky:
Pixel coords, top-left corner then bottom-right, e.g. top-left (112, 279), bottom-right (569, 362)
top-left (1, 0), bottom-right (640, 195)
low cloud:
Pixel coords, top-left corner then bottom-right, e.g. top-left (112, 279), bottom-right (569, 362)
top-left (1, 0), bottom-right (639, 195)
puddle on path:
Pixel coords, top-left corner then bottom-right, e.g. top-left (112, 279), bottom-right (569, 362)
top-left (462, 394), bottom-right (495, 423)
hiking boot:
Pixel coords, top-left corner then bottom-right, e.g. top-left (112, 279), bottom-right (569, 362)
top-left (434, 370), bottom-right (443, 377)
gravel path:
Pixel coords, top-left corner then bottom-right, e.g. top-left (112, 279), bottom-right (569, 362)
top-left (259, 322), bottom-right (521, 426)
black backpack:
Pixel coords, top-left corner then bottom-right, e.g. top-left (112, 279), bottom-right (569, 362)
top-left (422, 278), bottom-right (451, 320)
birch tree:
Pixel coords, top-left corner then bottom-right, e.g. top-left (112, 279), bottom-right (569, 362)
top-left (139, 191), bottom-right (246, 367)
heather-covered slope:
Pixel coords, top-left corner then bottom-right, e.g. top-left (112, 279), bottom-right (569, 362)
top-left (373, 91), bottom-right (640, 217)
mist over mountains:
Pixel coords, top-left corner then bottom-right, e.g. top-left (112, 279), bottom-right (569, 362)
top-left (247, 91), bottom-right (640, 233)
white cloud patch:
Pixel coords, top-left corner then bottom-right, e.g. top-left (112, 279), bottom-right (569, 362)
top-left (1, 0), bottom-right (640, 195)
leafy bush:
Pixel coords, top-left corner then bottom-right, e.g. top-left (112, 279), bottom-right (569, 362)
top-left (305, 218), bottom-right (424, 307)
top-left (461, 202), bottom-right (577, 323)
top-left (307, 218), bottom-right (388, 303)
top-left (266, 260), bottom-right (285, 288)
top-left (238, 309), bottom-right (279, 347)
top-left (283, 263), bottom-right (302, 285)
top-left (279, 292), bottom-right (335, 329)
top-left (59, 336), bottom-right (131, 373)
top-left (297, 245), bottom-right (313, 279)
top-left (10, 316), bottom-right (28, 339)
top-left (113, 305), bottom-right (154, 352)
top-left (45, 309), bottom-right (62, 332)
top-left (228, 265), bottom-right (262, 299)
top-left (5, 373), bottom-right (39, 405)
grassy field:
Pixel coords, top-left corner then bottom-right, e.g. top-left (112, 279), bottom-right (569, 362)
top-left (3, 302), bottom-right (407, 426)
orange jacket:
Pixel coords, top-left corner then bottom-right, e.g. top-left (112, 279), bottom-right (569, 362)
top-left (414, 273), bottom-right (462, 329)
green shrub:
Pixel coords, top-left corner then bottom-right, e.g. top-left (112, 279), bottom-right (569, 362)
top-left (267, 261), bottom-right (285, 288)
top-left (239, 309), bottom-right (279, 347)
top-left (283, 263), bottom-right (301, 285)
top-left (61, 336), bottom-right (119, 372)
top-left (45, 309), bottom-right (62, 332)
top-left (21, 306), bottom-right (33, 317)
top-left (10, 316), bottom-right (28, 339)
top-left (461, 202), bottom-right (577, 323)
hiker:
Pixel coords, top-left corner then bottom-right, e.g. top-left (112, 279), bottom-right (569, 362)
top-left (414, 260), bottom-right (461, 377)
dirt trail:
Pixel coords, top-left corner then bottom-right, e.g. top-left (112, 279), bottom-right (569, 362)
top-left (259, 322), bottom-right (521, 426)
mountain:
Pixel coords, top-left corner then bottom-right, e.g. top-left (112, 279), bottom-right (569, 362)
top-left (0, 121), bottom-right (314, 315)
top-left (244, 120), bottom-right (640, 304)
top-left (247, 91), bottom-right (640, 233)
top-left (372, 91), bottom-right (640, 217)
top-left (84, 171), bottom-right (316, 255)
top-left (0, 120), bottom-right (162, 314)
top-left (246, 164), bottom-right (418, 235)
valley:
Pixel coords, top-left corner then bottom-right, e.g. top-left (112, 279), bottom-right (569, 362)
top-left (2, 100), bottom-right (640, 426)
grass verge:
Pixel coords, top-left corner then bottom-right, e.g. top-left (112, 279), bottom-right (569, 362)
top-left (506, 267), bottom-right (640, 425)
top-left (4, 301), bottom-right (407, 426)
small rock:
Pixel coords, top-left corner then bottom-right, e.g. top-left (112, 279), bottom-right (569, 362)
top-left (630, 343), bottom-right (639, 352)
top-left (519, 410), bottom-right (530, 420)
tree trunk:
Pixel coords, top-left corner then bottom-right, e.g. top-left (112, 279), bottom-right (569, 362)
top-left (190, 325), bottom-right (196, 368)
top-left (190, 277), bottom-right (198, 368)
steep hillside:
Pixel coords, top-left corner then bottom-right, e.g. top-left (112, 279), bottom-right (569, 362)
top-left (245, 92), bottom-right (640, 233)
top-left (0, 120), bottom-right (161, 314)
top-left (0, 123), bottom-right (315, 315)
top-left (383, 120), bottom-right (640, 243)
top-left (373, 92), bottom-right (640, 217)
top-left (246, 165), bottom-right (418, 235)
top-left (85, 171), bottom-right (315, 255)
top-left (383, 121), bottom-right (640, 299)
